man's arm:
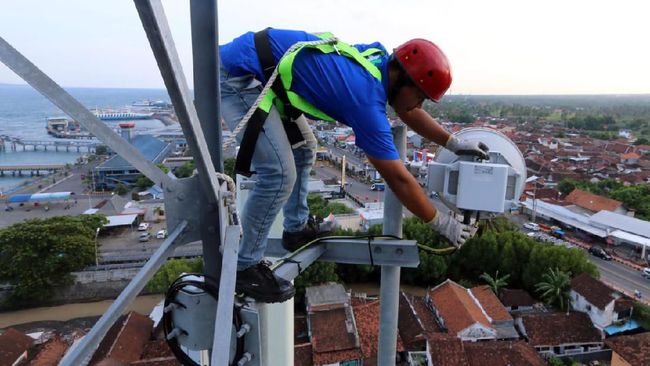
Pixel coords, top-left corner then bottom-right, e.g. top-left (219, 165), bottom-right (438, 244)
top-left (397, 107), bottom-right (451, 146)
top-left (366, 155), bottom-right (436, 222)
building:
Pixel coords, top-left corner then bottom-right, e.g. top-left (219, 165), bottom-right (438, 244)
top-left (426, 334), bottom-right (545, 366)
top-left (0, 328), bottom-right (33, 366)
top-left (29, 336), bottom-right (69, 366)
top-left (425, 280), bottom-right (518, 341)
top-left (589, 210), bottom-right (650, 260)
top-left (605, 332), bottom-right (650, 366)
top-left (570, 273), bottom-right (634, 330)
top-left (499, 288), bottom-right (538, 312)
top-left (306, 283), bottom-right (363, 366)
top-left (517, 312), bottom-right (603, 358)
top-left (94, 131), bottom-right (173, 190)
top-left (565, 189), bottom-right (626, 215)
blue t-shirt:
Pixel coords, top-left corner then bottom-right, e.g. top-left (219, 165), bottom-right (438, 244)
top-left (220, 29), bottom-right (399, 160)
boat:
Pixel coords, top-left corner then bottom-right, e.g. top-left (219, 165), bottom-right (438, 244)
top-left (45, 117), bottom-right (93, 139)
top-left (92, 109), bottom-right (154, 121)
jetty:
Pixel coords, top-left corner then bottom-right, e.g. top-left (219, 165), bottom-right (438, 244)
top-left (0, 135), bottom-right (99, 153)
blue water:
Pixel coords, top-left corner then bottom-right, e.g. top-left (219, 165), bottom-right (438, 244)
top-left (0, 84), bottom-right (170, 191)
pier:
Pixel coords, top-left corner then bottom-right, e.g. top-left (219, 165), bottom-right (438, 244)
top-left (0, 164), bottom-right (65, 176)
top-left (0, 135), bottom-right (98, 153)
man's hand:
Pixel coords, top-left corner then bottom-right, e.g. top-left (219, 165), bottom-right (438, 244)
top-left (446, 136), bottom-right (489, 160)
top-left (428, 210), bottom-right (477, 247)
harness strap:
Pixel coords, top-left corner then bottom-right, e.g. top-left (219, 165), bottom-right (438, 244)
top-left (235, 29), bottom-right (306, 177)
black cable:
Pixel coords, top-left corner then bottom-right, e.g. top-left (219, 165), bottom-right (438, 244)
top-left (367, 235), bottom-right (375, 266)
top-left (163, 273), bottom-right (244, 366)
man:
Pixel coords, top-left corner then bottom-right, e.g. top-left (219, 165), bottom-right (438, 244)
top-left (220, 28), bottom-right (488, 303)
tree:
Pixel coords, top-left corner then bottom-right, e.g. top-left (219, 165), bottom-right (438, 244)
top-left (174, 161), bottom-right (195, 178)
top-left (634, 137), bottom-right (649, 145)
top-left (224, 158), bottom-right (236, 181)
top-left (0, 215), bottom-right (108, 306)
top-left (480, 270), bottom-right (510, 295)
top-left (95, 145), bottom-right (109, 155)
top-left (147, 258), bottom-right (203, 293)
top-left (114, 183), bottom-right (129, 196)
top-left (535, 268), bottom-right (571, 311)
top-left (558, 179), bottom-right (577, 197)
top-left (136, 164), bottom-right (169, 190)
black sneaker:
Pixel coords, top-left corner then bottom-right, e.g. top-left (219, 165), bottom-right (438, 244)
top-left (282, 215), bottom-right (333, 252)
top-left (235, 261), bottom-right (295, 303)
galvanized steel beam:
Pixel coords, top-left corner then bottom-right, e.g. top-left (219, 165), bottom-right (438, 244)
top-left (378, 125), bottom-right (406, 366)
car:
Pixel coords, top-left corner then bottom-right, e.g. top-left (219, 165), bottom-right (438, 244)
top-left (589, 246), bottom-right (612, 261)
top-left (370, 183), bottom-right (385, 191)
top-left (643, 268), bottom-right (650, 279)
top-left (138, 222), bottom-right (150, 231)
top-left (523, 222), bottom-right (540, 231)
top-left (138, 232), bottom-right (151, 242)
top-left (156, 229), bottom-right (168, 239)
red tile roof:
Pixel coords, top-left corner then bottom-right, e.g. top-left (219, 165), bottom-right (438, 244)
top-left (570, 273), bottom-right (617, 310)
top-left (105, 312), bottom-right (153, 364)
top-left (463, 340), bottom-right (546, 366)
top-left (499, 288), bottom-right (537, 308)
top-left (565, 189), bottom-right (622, 212)
top-left (521, 312), bottom-right (602, 347)
top-left (310, 307), bottom-right (358, 353)
top-left (428, 280), bottom-right (492, 335)
top-left (469, 286), bottom-right (512, 322)
top-left (130, 357), bottom-right (180, 365)
top-left (0, 328), bottom-right (33, 366)
top-left (29, 336), bottom-right (68, 366)
top-left (622, 152), bottom-right (641, 160)
top-left (312, 348), bottom-right (362, 365)
top-left (605, 332), bottom-right (650, 365)
top-left (398, 292), bottom-right (426, 348)
top-left (294, 343), bottom-right (313, 366)
top-left (353, 300), bottom-right (405, 363)
top-left (410, 296), bottom-right (441, 333)
top-left (426, 333), bottom-right (468, 366)
top-left (140, 340), bottom-right (174, 360)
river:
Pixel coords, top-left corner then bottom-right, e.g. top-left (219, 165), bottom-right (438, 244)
top-left (0, 283), bottom-right (427, 329)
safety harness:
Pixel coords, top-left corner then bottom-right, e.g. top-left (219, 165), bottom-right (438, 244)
top-left (234, 28), bottom-right (385, 176)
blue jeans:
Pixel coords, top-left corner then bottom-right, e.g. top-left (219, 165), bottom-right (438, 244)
top-left (220, 65), bottom-right (316, 270)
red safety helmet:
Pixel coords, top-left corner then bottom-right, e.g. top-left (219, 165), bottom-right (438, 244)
top-left (394, 39), bottom-right (452, 102)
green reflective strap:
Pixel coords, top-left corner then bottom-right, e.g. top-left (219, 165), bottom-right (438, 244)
top-left (286, 91), bottom-right (335, 122)
top-left (360, 47), bottom-right (384, 57)
top-left (259, 90), bottom-right (276, 113)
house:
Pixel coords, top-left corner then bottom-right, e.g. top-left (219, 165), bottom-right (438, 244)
top-left (353, 299), bottom-right (405, 365)
top-left (499, 288), bottom-right (539, 312)
top-left (605, 332), bottom-right (650, 366)
top-left (517, 312), bottom-right (603, 358)
top-left (570, 273), bottom-right (633, 330)
top-left (29, 336), bottom-right (69, 366)
top-left (426, 334), bottom-right (545, 366)
top-left (620, 152), bottom-right (641, 165)
top-left (565, 189), bottom-right (626, 214)
top-left (425, 280), bottom-right (517, 341)
top-left (0, 328), bottom-right (33, 366)
top-left (306, 283), bottom-right (362, 365)
top-left (398, 292), bottom-right (427, 350)
top-left (94, 133), bottom-right (173, 190)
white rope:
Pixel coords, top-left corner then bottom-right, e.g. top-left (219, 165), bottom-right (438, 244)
top-left (223, 37), bottom-right (338, 150)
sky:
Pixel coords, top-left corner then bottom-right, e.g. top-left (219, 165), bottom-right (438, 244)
top-left (0, 0), bottom-right (649, 95)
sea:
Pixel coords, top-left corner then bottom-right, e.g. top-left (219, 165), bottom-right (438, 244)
top-left (0, 84), bottom-right (170, 193)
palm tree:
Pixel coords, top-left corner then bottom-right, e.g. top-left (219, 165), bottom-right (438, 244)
top-left (535, 268), bottom-right (571, 311)
top-left (479, 270), bottom-right (510, 295)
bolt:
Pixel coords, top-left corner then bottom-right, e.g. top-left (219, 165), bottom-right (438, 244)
top-left (237, 352), bottom-right (253, 366)
top-left (236, 323), bottom-right (251, 338)
top-left (395, 248), bottom-right (404, 255)
top-left (177, 192), bottom-right (185, 201)
top-left (373, 246), bottom-right (382, 254)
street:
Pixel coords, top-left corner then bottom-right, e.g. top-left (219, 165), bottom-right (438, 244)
top-left (589, 256), bottom-right (650, 303)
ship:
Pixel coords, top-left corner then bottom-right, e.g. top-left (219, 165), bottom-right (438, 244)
top-left (46, 117), bottom-right (93, 139)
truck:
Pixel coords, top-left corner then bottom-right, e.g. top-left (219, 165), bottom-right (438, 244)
top-left (550, 226), bottom-right (565, 238)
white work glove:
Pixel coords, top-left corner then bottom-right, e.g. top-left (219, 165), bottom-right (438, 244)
top-left (446, 135), bottom-right (490, 160)
top-left (428, 210), bottom-right (477, 247)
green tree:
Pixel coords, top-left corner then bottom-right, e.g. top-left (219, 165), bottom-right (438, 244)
top-left (307, 194), bottom-right (354, 218)
top-left (294, 262), bottom-right (339, 301)
top-left (479, 270), bottom-right (510, 295)
top-left (114, 183), bottom-right (129, 196)
top-left (224, 158), bottom-right (236, 181)
top-left (634, 137), bottom-right (649, 145)
top-left (174, 161), bottom-right (195, 178)
top-left (535, 268), bottom-right (571, 311)
top-left (0, 215), bottom-right (108, 306)
top-left (633, 302), bottom-right (650, 330)
top-left (147, 258), bottom-right (204, 293)
top-left (557, 179), bottom-right (577, 196)
top-left (135, 163), bottom-right (169, 190)
top-left (95, 145), bottom-right (109, 155)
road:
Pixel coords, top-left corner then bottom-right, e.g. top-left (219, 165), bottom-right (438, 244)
top-left (589, 256), bottom-right (650, 301)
